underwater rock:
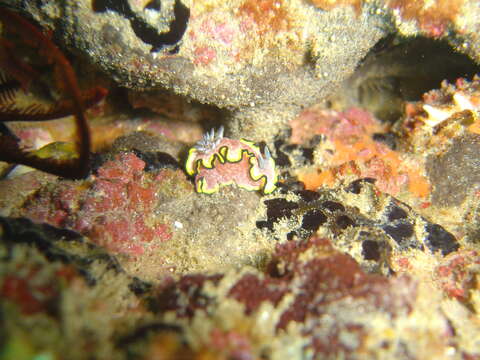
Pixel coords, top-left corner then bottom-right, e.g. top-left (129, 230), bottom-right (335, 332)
top-left (391, 76), bottom-right (480, 242)
top-left (3, 2), bottom-right (480, 359)
top-left (427, 134), bottom-right (480, 208)
top-left (334, 37), bottom-right (480, 123)
top-left (6, 0), bottom-right (384, 108)
top-left (146, 235), bottom-right (461, 359)
top-left (6, 0), bottom-right (480, 142)
top-left (435, 249), bottom-right (480, 302)
top-left (0, 217), bottom-right (147, 359)
top-left (18, 152), bottom-right (177, 257)
top-left (6, 0), bottom-right (480, 104)
top-left (0, 216), bottom-right (126, 285)
top-left (4, 149), bottom-right (272, 278)
top-left (256, 181), bottom-right (459, 275)
top-left (289, 106), bottom-right (430, 199)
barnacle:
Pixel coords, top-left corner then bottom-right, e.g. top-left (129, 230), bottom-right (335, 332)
top-left (185, 127), bottom-right (277, 194)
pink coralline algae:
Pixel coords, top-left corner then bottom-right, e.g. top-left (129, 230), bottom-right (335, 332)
top-left (386, 0), bottom-right (464, 38)
top-left (193, 45), bottom-right (216, 66)
top-left (185, 127), bottom-right (277, 194)
top-left (151, 236), bottom-right (421, 358)
top-left (291, 107), bottom-right (430, 198)
top-left (21, 153), bottom-right (174, 256)
top-left (1, 265), bottom-right (59, 315)
top-left (208, 328), bottom-right (254, 360)
top-left (290, 107), bottom-right (376, 145)
top-left (435, 250), bottom-right (480, 302)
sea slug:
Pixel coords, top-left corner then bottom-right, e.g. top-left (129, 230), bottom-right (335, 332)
top-left (185, 127), bottom-right (277, 194)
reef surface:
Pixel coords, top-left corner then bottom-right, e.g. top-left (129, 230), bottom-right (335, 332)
top-left (1, 0), bottom-right (480, 359)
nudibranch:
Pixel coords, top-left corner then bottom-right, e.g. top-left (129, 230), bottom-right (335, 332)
top-left (185, 127), bottom-right (277, 194)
